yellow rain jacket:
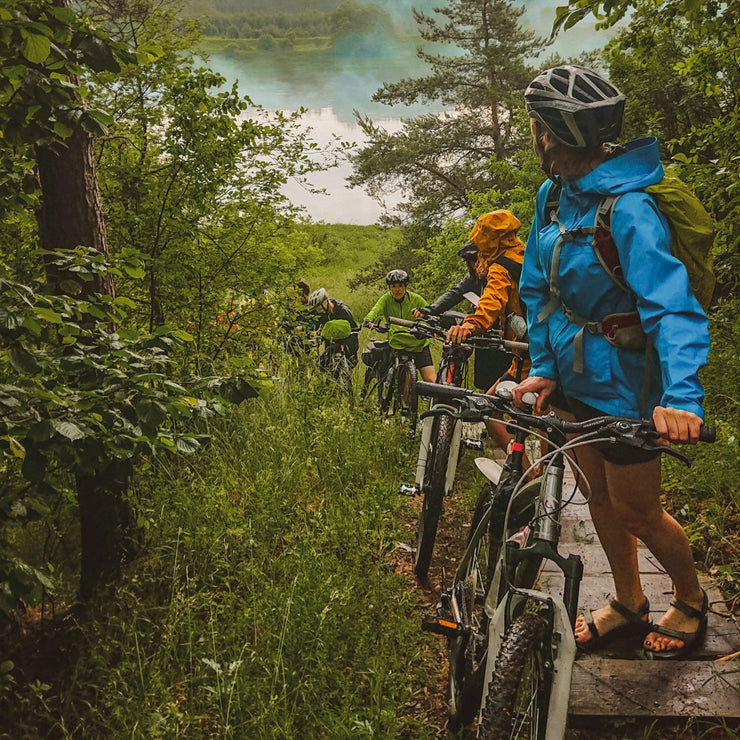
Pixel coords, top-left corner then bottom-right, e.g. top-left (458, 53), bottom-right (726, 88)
top-left (462, 210), bottom-right (530, 380)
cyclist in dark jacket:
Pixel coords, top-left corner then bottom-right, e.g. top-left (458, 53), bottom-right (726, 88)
top-left (307, 287), bottom-right (359, 364)
top-left (414, 241), bottom-right (486, 317)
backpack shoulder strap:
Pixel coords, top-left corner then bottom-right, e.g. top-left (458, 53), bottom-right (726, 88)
top-left (493, 255), bottom-right (522, 285)
top-left (545, 180), bottom-right (562, 222)
top-left (592, 195), bottom-right (630, 292)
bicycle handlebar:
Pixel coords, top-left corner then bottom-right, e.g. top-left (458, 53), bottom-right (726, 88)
top-left (387, 316), bottom-right (528, 353)
top-left (415, 381), bottom-right (716, 455)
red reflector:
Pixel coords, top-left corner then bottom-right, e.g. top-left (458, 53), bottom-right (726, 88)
top-left (511, 442), bottom-right (526, 452)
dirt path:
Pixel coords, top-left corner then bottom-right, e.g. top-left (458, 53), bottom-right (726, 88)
top-left (394, 488), bottom-right (478, 739)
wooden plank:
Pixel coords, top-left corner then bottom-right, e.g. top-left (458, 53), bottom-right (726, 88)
top-left (540, 542), bottom-right (665, 574)
top-left (569, 658), bottom-right (740, 716)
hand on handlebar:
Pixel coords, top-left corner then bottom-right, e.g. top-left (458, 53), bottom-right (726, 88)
top-left (446, 324), bottom-right (471, 344)
top-left (363, 320), bottom-right (373, 329)
top-left (411, 307), bottom-right (430, 319)
top-left (511, 376), bottom-right (556, 415)
top-left (652, 406), bottom-right (704, 445)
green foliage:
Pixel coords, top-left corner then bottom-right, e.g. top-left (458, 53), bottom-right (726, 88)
top-left (0, 250), bottom-right (258, 616)
top-left (601, 0), bottom-right (740, 301)
top-left (82, 4), bottom-right (337, 367)
top-left (2, 366), bottom-right (441, 737)
top-left (0, 0), bottom-right (142, 213)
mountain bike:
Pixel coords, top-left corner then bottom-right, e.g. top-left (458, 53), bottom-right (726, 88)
top-left (318, 325), bottom-right (360, 391)
top-left (362, 317), bottom-right (434, 433)
top-left (417, 381), bottom-right (715, 738)
top-left (409, 316), bottom-right (530, 580)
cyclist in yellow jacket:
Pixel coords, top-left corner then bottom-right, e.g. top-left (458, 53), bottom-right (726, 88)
top-left (446, 210), bottom-right (531, 453)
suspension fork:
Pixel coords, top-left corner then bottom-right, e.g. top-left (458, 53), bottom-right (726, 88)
top-left (502, 446), bottom-right (583, 627)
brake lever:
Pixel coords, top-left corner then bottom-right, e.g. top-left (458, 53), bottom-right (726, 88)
top-left (642, 439), bottom-right (691, 466)
top-left (601, 422), bottom-right (692, 467)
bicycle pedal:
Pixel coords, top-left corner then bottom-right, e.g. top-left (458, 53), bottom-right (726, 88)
top-left (421, 616), bottom-right (469, 637)
top-left (398, 483), bottom-right (420, 496)
top-left (463, 438), bottom-right (484, 450)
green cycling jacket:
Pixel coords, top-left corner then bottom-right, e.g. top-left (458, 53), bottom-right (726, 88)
top-left (363, 290), bottom-right (429, 353)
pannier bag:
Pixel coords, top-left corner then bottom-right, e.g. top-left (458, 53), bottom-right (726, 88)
top-left (362, 339), bottom-right (391, 368)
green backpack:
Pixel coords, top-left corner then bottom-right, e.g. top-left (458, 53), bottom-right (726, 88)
top-left (547, 173), bottom-right (716, 310)
top-left (542, 173), bottom-right (715, 376)
top-left (321, 319), bottom-right (352, 341)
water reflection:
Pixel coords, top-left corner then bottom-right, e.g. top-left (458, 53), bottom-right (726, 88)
top-left (203, 3), bottom-right (621, 224)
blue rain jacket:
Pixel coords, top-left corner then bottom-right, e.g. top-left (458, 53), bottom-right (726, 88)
top-left (521, 137), bottom-right (709, 418)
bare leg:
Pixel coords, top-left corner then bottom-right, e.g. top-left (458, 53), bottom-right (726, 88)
top-left (603, 461), bottom-right (704, 653)
top-left (572, 448), bottom-right (703, 650)
top-left (420, 364), bottom-right (436, 383)
top-left (573, 445), bottom-right (648, 643)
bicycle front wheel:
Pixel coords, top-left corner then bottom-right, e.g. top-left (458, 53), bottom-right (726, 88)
top-left (395, 360), bottom-right (418, 431)
top-left (477, 612), bottom-right (551, 740)
top-left (414, 413), bottom-right (454, 579)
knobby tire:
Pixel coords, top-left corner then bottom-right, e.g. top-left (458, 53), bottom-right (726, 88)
top-left (477, 612), bottom-right (551, 740)
top-left (447, 484), bottom-right (502, 727)
top-left (395, 360), bottom-right (418, 432)
top-left (414, 413), bottom-right (454, 579)
top-left (378, 363), bottom-right (393, 415)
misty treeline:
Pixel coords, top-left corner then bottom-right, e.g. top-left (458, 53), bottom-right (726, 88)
top-left (186, 0), bottom-right (437, 39)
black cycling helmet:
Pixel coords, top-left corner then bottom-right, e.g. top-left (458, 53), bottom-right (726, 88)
top-left (385, 269), bottom-right (409, 285)
top-left (457, 240), bottom-right (478, 259)
top-left (524, 65), bottom-right (625, 148)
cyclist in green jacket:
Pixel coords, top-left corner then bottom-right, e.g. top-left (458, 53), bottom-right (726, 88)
top-left (363, 270), bottom-right (436, 383)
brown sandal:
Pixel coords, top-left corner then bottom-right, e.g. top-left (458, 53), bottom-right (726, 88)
top-left (577, 597), bottom-right (651, 651)
top-left (644, 589), bottom-right (708, 660)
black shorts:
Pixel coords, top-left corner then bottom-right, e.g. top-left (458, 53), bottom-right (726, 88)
top-left (411, 345), bottom-right (434, 370)
top-left (560, 395), bottom-right (661, 466)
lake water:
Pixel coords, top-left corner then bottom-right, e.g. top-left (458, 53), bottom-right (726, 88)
top-left (204, 4), bottom-right (619, 224)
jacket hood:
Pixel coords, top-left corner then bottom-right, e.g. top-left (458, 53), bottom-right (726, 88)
top-left (469, 210), bottom-right (523, 260)
top-left (567, 137), bottom-right (664, 197)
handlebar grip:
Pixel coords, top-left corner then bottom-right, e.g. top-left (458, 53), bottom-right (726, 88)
top-left (502, 340), bottom-right (529, 353)
top-left (699, 425), bottom-right (716, 443)
top-left (388, 316), bottom-right (415, 328)
top-left (416, 381), bottom-right (473, 400)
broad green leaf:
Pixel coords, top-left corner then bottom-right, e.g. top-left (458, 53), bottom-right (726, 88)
top-left (9, 345), bottom-right (41, 374)
top-left (134, 398), bottom-right (168, 428)
top-left (0, 436), bottom-right (25, 459)
top-left (175, 436), bottom-right (201, 454)
top-left (20, 32), bottom-right (51, 64)
top-left (51, 419), bottom-right (85, 441)
top-left (35, 307), bottom-right (63, 324)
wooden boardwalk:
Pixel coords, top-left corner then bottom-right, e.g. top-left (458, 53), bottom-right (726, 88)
top-left (536, 479), bottom-right (740, 718)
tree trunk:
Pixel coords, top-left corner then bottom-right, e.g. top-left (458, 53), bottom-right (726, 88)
top-left (35, 128), bottom-right (115, 299)
top-left (34, 1), bottom-right (137, 598)
top-left (76, 471), bottom-right (138, 601)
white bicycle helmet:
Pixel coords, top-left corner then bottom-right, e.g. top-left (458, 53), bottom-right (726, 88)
top-left (307, 287), bottom-right (329, 308)
top-left (525, 65), bottom-right (625, 148)
top-left (385, 269), bottom-right (409, 285)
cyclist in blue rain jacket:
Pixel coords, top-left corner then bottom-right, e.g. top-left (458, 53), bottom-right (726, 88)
top-left (513, 65), bottom-right (711, 660)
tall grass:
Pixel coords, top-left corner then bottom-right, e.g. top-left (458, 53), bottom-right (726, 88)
top-left (3, 361), bottom-right (442, 738)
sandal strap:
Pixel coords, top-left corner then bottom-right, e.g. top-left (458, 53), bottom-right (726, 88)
top-left (584, 610), bottom-right (599, 641)
top-left (652, 623), bottom-right (698, 643)
top-left (609, 597), bottom-right (650, 623)
top-left (669, 589), bottom-right (708, 621)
